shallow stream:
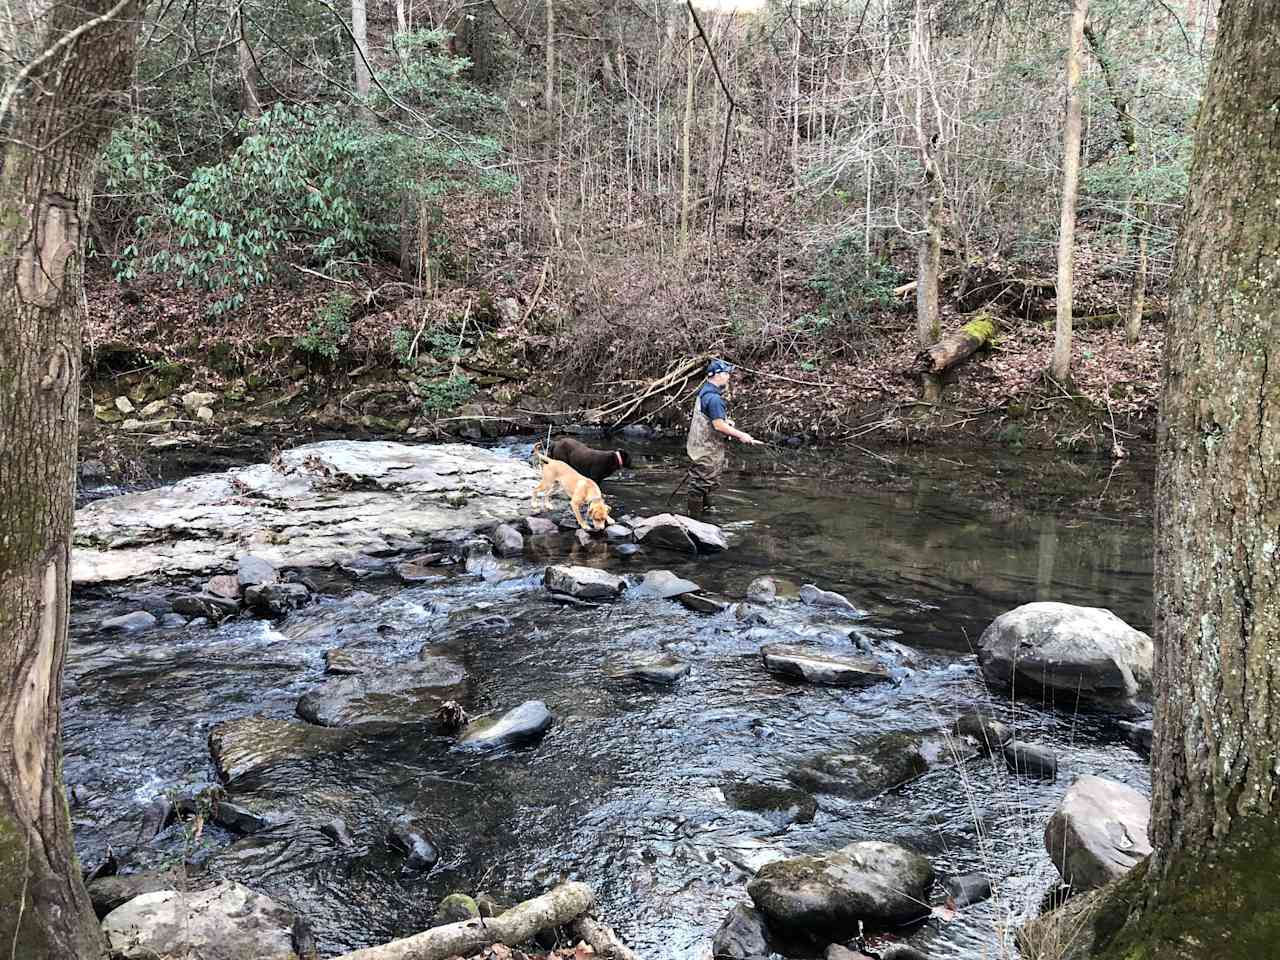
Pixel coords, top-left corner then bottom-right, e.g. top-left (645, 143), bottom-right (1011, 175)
top-left (66, 441), bottom-right (1154, 959)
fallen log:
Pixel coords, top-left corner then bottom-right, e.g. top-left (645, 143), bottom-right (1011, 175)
top-left (571, 915), bottom-right (643, 960)
top-left (332, 881), bottom-right (595, 960)
top-left (916, 313), bottom-right (999, 376)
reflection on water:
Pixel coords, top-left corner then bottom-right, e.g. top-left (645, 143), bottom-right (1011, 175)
top-left (65, 442), bottom-right (1153, 959)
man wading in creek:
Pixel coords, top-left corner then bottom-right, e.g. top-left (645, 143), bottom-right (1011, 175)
top-left (685, 359), bottom-right (762, 518)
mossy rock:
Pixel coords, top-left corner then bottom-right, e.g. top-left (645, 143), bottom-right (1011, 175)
top-left (432, 893), bottom-right (479, 926)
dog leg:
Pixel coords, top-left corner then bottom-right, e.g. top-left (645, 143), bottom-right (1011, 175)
top-left (570, 500), bottom-right (590, 530)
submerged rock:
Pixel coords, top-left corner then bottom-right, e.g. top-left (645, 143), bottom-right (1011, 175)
top-left (100, 610), bottom-right (158, 634)
top-left (712, 903), bottom-right (771, 960)
top-left (798, 584), bottom-right (863, 615)
top-left (607, 655), bottom-right (690, 685)
top-left (790, 729), bottom-right (978, 799)
top-left (209, 716), bottom-right (354, 783)
top-left (388, 818), bottom-right (440, 872)
top-left (458, 700), bottom-right (553, 751)
top-left (296, 652), bottom-right (466, 727)
top-left (74, 441), bottom-right (539, 585)
top-left (977, 602), bottom-right (1153, 715)
top-left (544, 564), bottom-right (626, 600)
top-left (631, 513), bottom-right (728, 554)
top-left (952, 711), bottom-right (1012, 754)
top-left (633, 569), bottom-right (701, 599)
top-left (761, 644), bottom-right (892, 688)
top-left (1004, 741), bottom-right (1058, 781)
top-left (101, 880), bottom-right (300, 960)
top-left (721, 781), bottom-right (817, 830)
top-left (1045, 775), bottom-right (1151, 891)
top-left (747, 841), bottom-right (934, 936)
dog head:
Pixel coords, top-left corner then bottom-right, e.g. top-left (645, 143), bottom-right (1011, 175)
top-left (587, 497), bottom-right (613, 530)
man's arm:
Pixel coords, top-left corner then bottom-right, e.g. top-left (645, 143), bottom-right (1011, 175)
top-left (712, 418), bottom-right (762, 444)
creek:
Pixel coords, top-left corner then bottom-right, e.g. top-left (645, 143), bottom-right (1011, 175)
top-left (65, 439), bottom-right (1154, 959)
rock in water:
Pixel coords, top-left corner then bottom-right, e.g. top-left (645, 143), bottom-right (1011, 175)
top-left (745, 577), bottom-right (778, 605)
top-left (73, 441), bottom-right (540, 586)
top-left (321, 818), bottom-right (354, 847)
top-left (721, 782), bottom-right (817, 830)
top-left (607, 655), bottom-right (690, 685)
top-left (633, 569), bottom-right (701, 599)
top-left (1045, 775), bottom-right (1152, 891)
top-left (790, 729), bottom-right (978, 799)
top-left (101, 880), bottom-right (300, 960)
top-left (296, 653), bottom-right (466, 727)
top-left (100, 610), bottom-right (158, 634)
top-left (761, 644), bottom-right (892, 687)
top-left (798, 584), bottom-right (863, 615)
top-left (87, 867), bottom-right (184, 919)
top-left (458, 700), bottom-right (553, 751)
top-left (977, 601), bottom-right (1153, 715)
top-left (944, 872), bottom-right (993, 906)
top-left (206, 574), bottom-right (242, 599)
top-left (238, 554), bottom-right (278, 587)
top-left (489, 523), bottom-right (525, 557)
top-left (712, 903), bottom-right (771, 960)
top-left (747, 841), bottom-right (934, 936)
top-left (951, 711), bottom-right (1012, 754)
top-left (678, 592), bottom-right (729, 614)
top-left (631, 513), bottom-right (728, 554)
top-left (1119, 719), bottom-right (1153, 756)
top-left (522, 516), bottom-right (559, 537)
top-left (209, 716), bottom-right (354, 782)
top-left (604, 524), bottom-right (633, 542)
top-left (388, 818), bottom-right (440, 871)
top-left (245, 582), bottom-right (310, 616)
top-left (172, 593), bottom-right (240, 621)
top-left (433, 893), bottom-right (480, 925)
top-left (544, 564), bottom-right (626, 600)
top-left (1003, 741), bottom-right (1058, 781)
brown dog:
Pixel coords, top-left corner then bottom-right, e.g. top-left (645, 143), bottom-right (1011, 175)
top-left (531, 443), bottom-right (615, 531)
top-left (547, 437), bottom-right (631, 483)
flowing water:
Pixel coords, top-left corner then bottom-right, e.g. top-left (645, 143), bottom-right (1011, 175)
top-left (65, 441), bottom-right (1154, 959)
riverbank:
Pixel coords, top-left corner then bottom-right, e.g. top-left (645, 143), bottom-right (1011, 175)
top-left (79, 264), bottom-right (1162, 482)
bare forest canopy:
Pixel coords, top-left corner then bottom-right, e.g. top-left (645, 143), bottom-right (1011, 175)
top-left (77, 0), bottom-right (1213, 431)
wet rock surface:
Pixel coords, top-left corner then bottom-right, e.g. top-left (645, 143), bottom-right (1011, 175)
top-left (209, 716), bottom-right (355, 782)
top-left (544, 564), bottom-right (626, 600)
top-left (1045, 775), bottom-right (1152, 891)
top-left (630, 513), bottom-right (728, 554)
top-left (458, 700), bottom-right (554, 751)
top-left (295, 652), bottom-right (467, 726)
top-left (760, 644), bottom-right (892, 687)
top-left (790, 730), bottom-right (978, 799)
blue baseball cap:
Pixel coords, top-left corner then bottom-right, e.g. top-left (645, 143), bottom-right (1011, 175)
top-left (706, 359), bottom-right (735, 376)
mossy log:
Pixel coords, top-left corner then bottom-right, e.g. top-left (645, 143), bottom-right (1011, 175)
top-left (915, 313), bottom-right (999, 375)
top-left (332, 882), bottom-right (595, 960)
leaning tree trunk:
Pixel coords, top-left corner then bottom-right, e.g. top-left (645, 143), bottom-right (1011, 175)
top-left (1087, 1), bottom-right (1280, 956)
top-left (1050, 0), bottom-right (1087, 382)
top-left (233, 0), bottom-right (263, 118)
top-left (0, 2), bottom-right (142, 957)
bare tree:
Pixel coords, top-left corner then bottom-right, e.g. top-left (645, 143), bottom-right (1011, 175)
top-left (1051, 0), bottom-right (1088, 382)
top-left (0, 0), bottom-right (142, 954)
top-left (351, 0), bottom-right (371, 106)
top-left (234, 0), bottom-right (263, 117)
top-left (912, 0), bottom-right (942, 350)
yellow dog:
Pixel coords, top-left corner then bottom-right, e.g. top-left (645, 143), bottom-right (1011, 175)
top-left (530, 443), bottom-right (614, 531)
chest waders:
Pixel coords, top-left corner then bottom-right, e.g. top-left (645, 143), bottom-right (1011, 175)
top-left (685, 393), bottom-right (727, 515)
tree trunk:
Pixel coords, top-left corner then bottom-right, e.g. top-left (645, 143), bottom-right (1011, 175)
top-left (234, 0), bottom-right (263, 118)
top-left (912, 0), bottom-right (941, 349)
top-left (544, 0), bottom-right (555, 114)
top-left (915, 313), bottom-right (997, 375)
top-left (1126, 222), bottom-right (1148, 344)
top-left (0, 2), bottom-right (142, 958)
top-left (1085, 1), bottom-right (1280, 955)
top-left (351, 0), bottom-right (372, 108)
top-left (395, 0), bottom-right (407, 34)
top-left (1051, 0), bottom-right (1087, 382)
top-left (678, 4), bottom-right (696, 261)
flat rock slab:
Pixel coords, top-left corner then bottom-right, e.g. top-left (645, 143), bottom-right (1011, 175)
top-left (761, 644), bottom-right (892, 687)
top-left (747, 841), bottom-right (934, 936)
top-left (458, 700), bottom-right (553, 751)
top-left (88, 867), bottom-right (185, 919)
top-left (544, 564), bottom-right (626, 600)
top-left (977, 601), bottom-right (1153, 715)
top-left (73, 441), bottom-right (539, 585)
top-left (607, 655), bottom-right (690, 684)
top-left (631, 513), bottom-right (728, 554)
top-left (1045, 774), bottom-right (1152, 891)
top-left (633, 569), bottom-right (701, 599)
top-left (296, 652), bottom-right (466, 726)
top-left (209, 716), bottom-right (355, 783)
top-left (101, 880), bottom-right (299, 960)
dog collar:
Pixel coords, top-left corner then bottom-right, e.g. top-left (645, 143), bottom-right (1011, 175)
top-left (615, 451), bottom-right (623, 468)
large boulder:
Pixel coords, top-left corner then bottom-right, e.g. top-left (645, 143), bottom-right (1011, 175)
top-left (544, 564), bottom-right (626, 600)
top-left (977, 602), bottom-right (1153, 714)
top-left (101, 880), bottom-right (300, 960)
top-left (209, 716), bottom-right (354, 782)
top-left (73, 441), bottom-right (540, 585)
top-left (296, 652), bottom-right (466, 726)
top-left (790, 729), bottom-right (978, 799)
top-left (1045, 775), bottom-right (1152, 891)
top-left (458, 700), bottom-right (553, 751)
top-left (747, 841), bottom-right (934, 936)
top-left (761, 644), bottom-right (892, 688)
top-left (631, 513), bottom-right (728, 554)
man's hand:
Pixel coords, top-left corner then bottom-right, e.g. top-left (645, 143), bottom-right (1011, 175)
top-left (740, 433), bottom-right (764, 446)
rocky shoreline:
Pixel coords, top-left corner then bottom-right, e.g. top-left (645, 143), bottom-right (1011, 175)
top-left (70, 441), bottom-right (1156, 960)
